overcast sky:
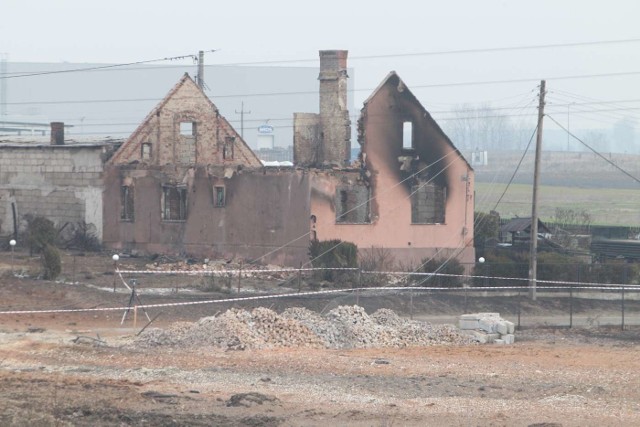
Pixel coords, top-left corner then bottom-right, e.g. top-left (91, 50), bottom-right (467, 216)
top-left (3, 0), bottom-right (640, 134)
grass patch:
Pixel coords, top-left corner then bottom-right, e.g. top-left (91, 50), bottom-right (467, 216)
top-left (475, 182), bottom-right (640, 226)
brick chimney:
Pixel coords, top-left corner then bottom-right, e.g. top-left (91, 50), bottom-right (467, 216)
top-left (50, 122), bottom-right (64, 145)
top-left (318, 50), bottom-right (351, 166)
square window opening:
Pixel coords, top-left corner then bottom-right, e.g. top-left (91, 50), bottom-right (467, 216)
top-left (180, 122), bottom-right (196, 136)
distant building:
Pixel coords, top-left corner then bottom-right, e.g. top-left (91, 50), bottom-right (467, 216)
top-left (0, 124), bottom-right (119, 240)
top-left (256, 124), bottom-right (275, 150)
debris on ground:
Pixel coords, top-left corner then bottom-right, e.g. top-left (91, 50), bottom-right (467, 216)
top-left (458, 312), bottom-right (516, 344)
top-left (133, 305), bottom-right (475, 350)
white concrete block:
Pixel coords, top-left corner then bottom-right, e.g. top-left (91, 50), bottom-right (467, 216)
top-left (494, 339), bottom-right (505, 345)
top-left (477, 312), bottom-right (500, 318)
top-left (505, 321), bottom-right (515, 334)
top-left (479, 318), bottom-right (497, 333)
top-left (460, 314), bottom-right (481, 320)
top-left (487, 333), bottom-right (501, 343)
top-left (471, 331), bottom-right (489, 344)
top-left (496, 321), bottom-right (509, 335)
top-left (503, 334), bottom-right (515, 344)
top-left (459, 319), bottom-right (480, 330)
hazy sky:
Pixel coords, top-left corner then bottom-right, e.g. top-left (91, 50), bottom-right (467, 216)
top-left (3, 0), bottom-right (640, 134)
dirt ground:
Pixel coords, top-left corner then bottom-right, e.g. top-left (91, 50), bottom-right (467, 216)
top-left (1, 250), bottom-right (639, 426)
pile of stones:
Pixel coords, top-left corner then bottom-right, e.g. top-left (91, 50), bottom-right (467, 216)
top-left (458, 312), bottom-right (515, 344)
top-left (134, 305), bottom-right (475, 350)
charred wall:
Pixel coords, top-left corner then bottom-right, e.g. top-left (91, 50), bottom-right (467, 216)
top-left (293, 113), bottom-right (321, 166)
top-left (312, 72), bottom-right (475, 266)
top-left (103, 166), bottom-right (311, 266)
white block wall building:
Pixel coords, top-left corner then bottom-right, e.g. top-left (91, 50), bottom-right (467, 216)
top-left (0, 135), bottom-right (118, 240)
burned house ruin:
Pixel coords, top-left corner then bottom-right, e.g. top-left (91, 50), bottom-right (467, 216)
top-left (102, 50), bottom-right (475, 266)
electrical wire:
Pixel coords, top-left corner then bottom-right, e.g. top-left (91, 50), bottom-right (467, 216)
top-left (491, 125), bottom-right (538, 212)
top-left (4, 37), bottom-right (640, 76)
top-left (0, 51), bottom-right (217, 79)
top-left (5, 68), bottom-right (640, 105)
top-left (546, 114), bottom-right (640, 184)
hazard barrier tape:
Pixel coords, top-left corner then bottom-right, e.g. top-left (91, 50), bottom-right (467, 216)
top-left (0, 285), bottom-right (638, 316)
top-left (116, 267), bottom-right (640, 289)
top-left (116, 267), bottom-right (358, 275)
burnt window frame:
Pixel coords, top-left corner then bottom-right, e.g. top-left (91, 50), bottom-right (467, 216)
top-left (402, 121), bottom-right (414, 150)
top-left (410, 181), bottom-right (446, 225)
top-left (214, 186), bottom-right (226, 208)
top-left (120, 185), bottom-right (134, 221)
top-left (335, 186), bottom-right (370, 224)
top-left (161, 185), bottom-right (188, 221)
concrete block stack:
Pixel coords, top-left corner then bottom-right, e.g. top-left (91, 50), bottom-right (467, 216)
top-left (458, 313), bottom-right (515, 345)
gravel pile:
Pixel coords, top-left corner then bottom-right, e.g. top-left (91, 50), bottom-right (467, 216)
top-left (134, 305), bottom-right (474, 350)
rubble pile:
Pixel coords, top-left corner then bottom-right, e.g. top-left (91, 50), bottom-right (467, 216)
top-left (142, 259), bottom-right (291, 280)
top-left (134, 305), bottom-right (475, 350)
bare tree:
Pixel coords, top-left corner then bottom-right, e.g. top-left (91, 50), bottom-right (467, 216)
top-left (444, 104), bottom-right (515, 151)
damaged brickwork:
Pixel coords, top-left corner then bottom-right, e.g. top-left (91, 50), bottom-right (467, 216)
top-left (294, 50), bottom-right (351, 168)
top-left (104, 74), bottom-right (311, 265)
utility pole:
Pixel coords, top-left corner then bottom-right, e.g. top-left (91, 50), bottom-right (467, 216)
top-left (0, 53), bottom-right (8, 117)
top-left (235, 101), bottom-right (251, 139)
top-left (529, 80), bottom-right (546, 300)
top-left (196, 50), bottom-right (204, 89)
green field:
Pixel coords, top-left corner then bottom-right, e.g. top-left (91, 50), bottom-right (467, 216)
top-left (475, 182), bottom-right (640, 226)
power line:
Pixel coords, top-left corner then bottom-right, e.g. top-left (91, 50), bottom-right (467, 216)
top-left (547, 91), bottom-right (640, 124)
top-left (4, 37), bottom-right (640, 76)
top-left (492, 125), bottom-right (539, 211)
top-left (0, 51), bottom-right (217, 79)
top-left (546, 114), bottom-right (640, 184)
top-left (6, 67), bottom-right (640, 108)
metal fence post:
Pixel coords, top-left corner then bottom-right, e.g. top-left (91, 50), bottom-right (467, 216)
top-left (409, 292), bottom-right (414, 320)
top-left (356, 269), bottom-right (362, 306)
top-left (463, 285), bottom-right (468, 314)
top-left (297, 263), bottom-right (302, 293)
top-left (517, 288), bottom-right (521, 330)
top-left (569, 284), bottom-right (573, 329)
top-left (621, 285), bottom-right (625, 331)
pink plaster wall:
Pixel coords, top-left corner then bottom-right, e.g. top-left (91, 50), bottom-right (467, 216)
top-left (311, 73), bottom-right (475, 266)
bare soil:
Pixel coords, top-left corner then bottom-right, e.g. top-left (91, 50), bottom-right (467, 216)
top-left (1, 250), bottom-right (639, 426)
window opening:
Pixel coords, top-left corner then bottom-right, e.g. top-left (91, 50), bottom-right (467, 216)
top-left (141, 143), bottom-right (152, 160)
top-left (402, 121), bottom-right (413, 149)
top-left (120, 186), bottom-right (134, 221)
top-left (162, 186), bottom-right (187, 220)
top-left (336, 187), bottom-right (370, 223)
top-left (214, 186), bottom-right (226, 207)
top-left (180, 122), bottom-right (196, 136)
top-left (339, 190), bottom-right (348, 221)
top-left (223, 137), bottom-right (235, 160)
top-left (411, 182), bottom-right (446, 224)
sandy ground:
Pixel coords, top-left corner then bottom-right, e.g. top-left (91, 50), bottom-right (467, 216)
top-left (0, 251), bottom-right (639, 426)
